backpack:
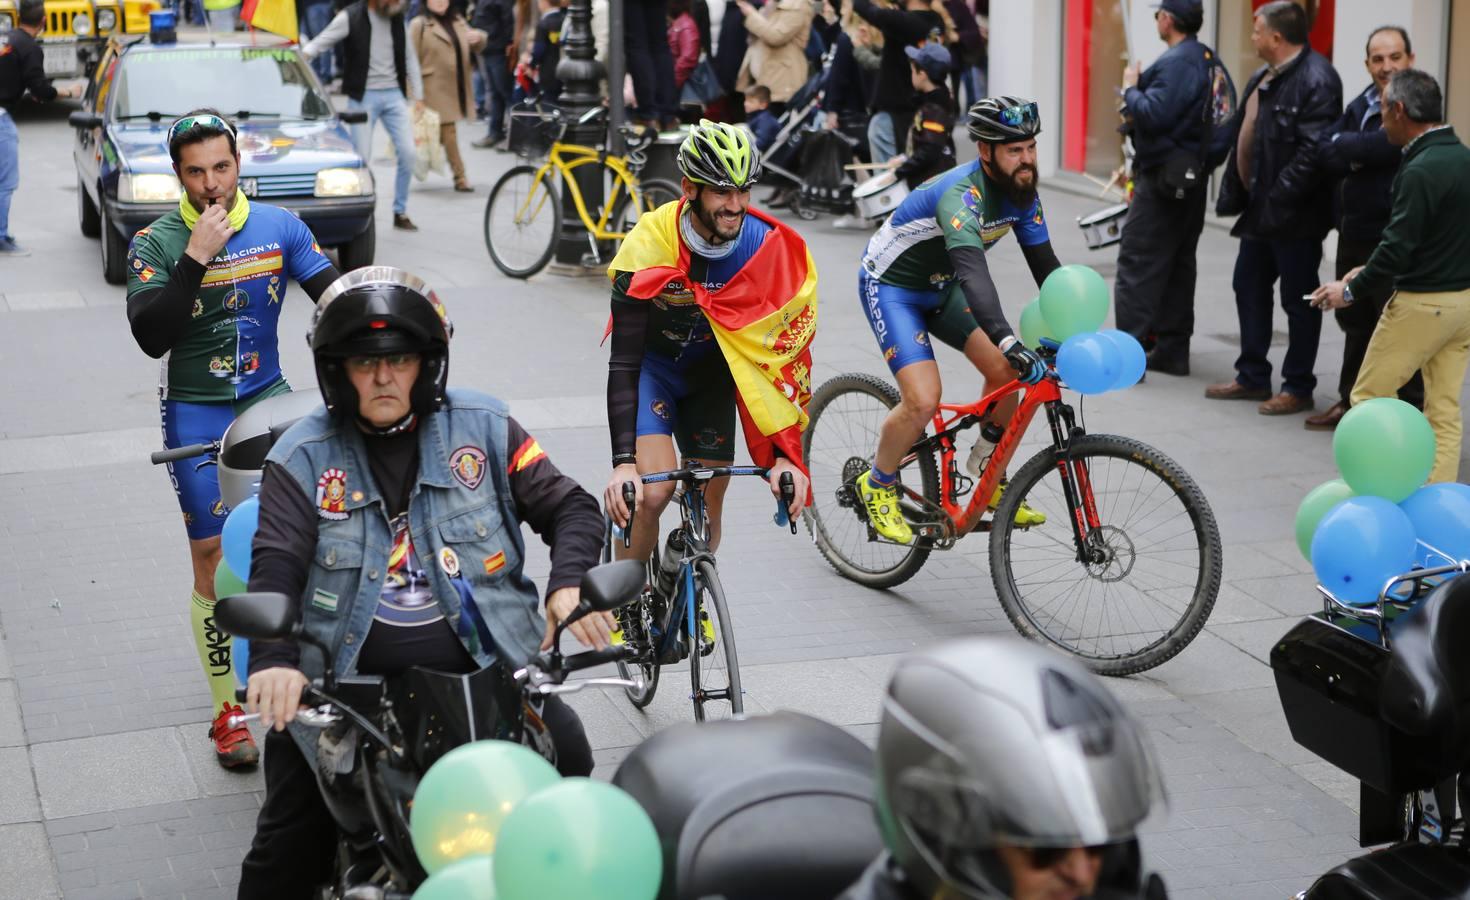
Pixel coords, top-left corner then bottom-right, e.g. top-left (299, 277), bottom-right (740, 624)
top-left (1200, 47), bottom-right (1238, 171)
top-left (797, 130), bottom-right (857, 214)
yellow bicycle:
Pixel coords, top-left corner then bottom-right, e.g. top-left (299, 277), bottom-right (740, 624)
top-left (484, 107), bottom-right (682, 278)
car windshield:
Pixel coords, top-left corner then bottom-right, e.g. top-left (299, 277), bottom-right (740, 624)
top-left (111, 47), bottom-right (334, 121)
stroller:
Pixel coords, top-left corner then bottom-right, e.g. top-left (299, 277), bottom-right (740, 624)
top-left (759, 49), bottom-right (860, 221)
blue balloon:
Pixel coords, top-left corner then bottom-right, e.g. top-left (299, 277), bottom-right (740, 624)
top-left (1400, 482), bottom-right (1470, 565)
top-left (1311, 496), bottom-right (1418, 605)
top-left (1055, 333), bottom-right (1122, 395)
top-left (234, 638), bottom-right (250, 687)
top-left (221, 495), bottom-right (260, 579)
top-left (1099, 329), bottom-right (1146, 391)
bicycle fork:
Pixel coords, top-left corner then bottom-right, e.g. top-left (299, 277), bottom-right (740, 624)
top-left (1043, 402), bottom-right (1104, 564)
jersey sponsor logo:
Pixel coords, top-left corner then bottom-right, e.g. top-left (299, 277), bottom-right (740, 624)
top-left (914, 331), bottom-right (930, 347)
top-left (223, 288), bottom-right (250, 311)
top-left (650, 398), bottom-right (672, 421)
top-left (192, 298), bottom-right (204, 318)
top-left (884, 346), bottom-right (897, 361)
top-left (962, 186), bottom-right (982, 212)
top-left (694, 426), bottom-right (728, 452)
top-left (864, 280), bottom-right (888, 345)
top-left (450, 445), bottom-right (488, 489)
top-left (509, 438), bottom-right (545, 474)
top-left (210, 498), bottom-right (228, 518)
top-left (201, 247), bottom-right (285, 287)
top-left (316, 468), bottom-right (349, 520)
top-left (209, 356), bottom-right (235, 376)
top-left (483, 551), bottom-right (507, 576)
top-left (267, 278), bottom-right (283, 305)
top-left (240, 351), bottom-right (260, 375)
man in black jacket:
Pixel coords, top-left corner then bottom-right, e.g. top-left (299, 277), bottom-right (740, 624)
top-left (1207, 0), bottom-right (1341, 416)
top-left (850, 0), bottom-right (943, 164)
top-left (1301, 25), bottom-right (1421, 430)
top-left (1112, 0), bottom-right (1212, 377)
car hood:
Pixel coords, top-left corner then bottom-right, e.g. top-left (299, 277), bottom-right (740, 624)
top-left (111, 120), bottom-right (363, 175)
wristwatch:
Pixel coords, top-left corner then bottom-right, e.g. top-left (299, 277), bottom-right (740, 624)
top-left (1342, 283), bottom-right (1355, 306)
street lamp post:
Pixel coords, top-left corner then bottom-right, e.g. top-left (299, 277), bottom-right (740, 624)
top-left (552, 0), bottom-right (607, 267)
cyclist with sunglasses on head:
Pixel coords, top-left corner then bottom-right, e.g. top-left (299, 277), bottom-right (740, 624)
top-left (856, 97), bottom-right (1061, 545)
top-left (125, 109), bottom-right (341, 769)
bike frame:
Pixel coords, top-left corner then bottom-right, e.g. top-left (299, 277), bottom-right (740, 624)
top-left (902, 373), bottom-right (1101, 554)
top-left (528, 142), bottom-right (643, 240)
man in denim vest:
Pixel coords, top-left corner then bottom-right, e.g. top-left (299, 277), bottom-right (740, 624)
top-left (236, 267), bottom-right (607, 897)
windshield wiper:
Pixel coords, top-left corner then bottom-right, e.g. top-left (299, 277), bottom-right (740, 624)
top-left (115, 112), bottom-right (181, 121)
top-left (231, 111), bottom-right (282, 119)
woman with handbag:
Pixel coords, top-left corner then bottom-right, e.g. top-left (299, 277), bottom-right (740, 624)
top-left (734, 0), bottom-right (815, 115)
top-left (669, 0), bottom-right (702, 92)
top-left (412, 0), bottom-right (487, 192)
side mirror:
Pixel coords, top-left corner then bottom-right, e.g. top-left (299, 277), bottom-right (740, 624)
top-left (339, 109), bottom-right (369, 124)
top-left (69, 110), bottom-right (104, 130)
top-left (579, 559), bottom-right (647, 613)
top-left (215, 592), bottom-right (299, 641)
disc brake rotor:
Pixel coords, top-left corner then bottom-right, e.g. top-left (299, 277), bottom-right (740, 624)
top-left (1083, 525), bottom-right (1136, 582)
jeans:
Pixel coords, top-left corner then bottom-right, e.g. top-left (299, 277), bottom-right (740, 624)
top-left (1231, 236), bottom-right (1324, 397)
top-left (349, 89), bottom-right (415, 216)
top-left (0, 111), bottom-right (17, 242)
top-left (624, 0), bottom-right (677, 122)
top-left (480, 48), bottom-right (514, 140)
top-left (867, 111), bottom-right (898, 165)
top-left (1113, 168), bottom-right (1207, 363)
top-left (301, 1), bottom-right (337, 82)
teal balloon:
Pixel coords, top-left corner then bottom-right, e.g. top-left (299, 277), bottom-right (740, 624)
top-left (1038, 265), bottom-right (1110, 340)
top-left (1018, 297), bottom-right (1056, 348)
top-left (493, 778), bottom-right (661, 900)
top-left (1098, 329), bottom-right (1146, 390)
top-left (1295, 478), bottom-right (1355, 560)
top-left (410, 741), bottom-right (559, 875)
top-left (1333, 398), bottom-right (1436, 502)
top-left (413, 857), bottom-right (496, 900)
top-left (1055, 332), bottom-right (1122, 395)
top-left (1311, 496), bottom-right (1418, 605)
top-left (220, 496), bottom-right (260, 579)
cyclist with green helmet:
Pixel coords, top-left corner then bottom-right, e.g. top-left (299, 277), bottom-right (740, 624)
top-left (603, 120), bottom-right (812, 618)
top-left (856, 97), bottom-right (1063, 545)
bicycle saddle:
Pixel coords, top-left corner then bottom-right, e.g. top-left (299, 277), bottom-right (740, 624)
top-left (1381, 575), bottom-right (1470, 742)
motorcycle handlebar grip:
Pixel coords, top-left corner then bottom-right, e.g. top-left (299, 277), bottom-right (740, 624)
top-left (151, 443), bottom-right (214, 465)
top-left (234, 686), bottom-right (247, 704)
top-left (564, 644), bottom-right (633, 672)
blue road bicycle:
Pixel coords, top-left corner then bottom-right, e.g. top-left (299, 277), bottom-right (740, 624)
top-left (604, 467), bottom-right (797, 721)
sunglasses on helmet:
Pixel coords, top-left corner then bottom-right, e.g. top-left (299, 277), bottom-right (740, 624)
top-left (997, 102), bottom-right (1040, 128)
top-left (1021, 844), bottom-right (1108, 869)
top-left (167, 113), bottom-right (237, 144)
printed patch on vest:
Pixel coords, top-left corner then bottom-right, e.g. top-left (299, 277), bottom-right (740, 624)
top-left (483, 551), bottom-right (506, 576)
top-left (439, 547), bottom-right (461, 578)
top-left (316, 468), bottom-right (349, 520)
top-left (449, 446), bottom-right (487, 490)
top-left (311, 589), bottom-right (339, 611)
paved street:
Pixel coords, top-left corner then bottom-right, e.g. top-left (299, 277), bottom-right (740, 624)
top-left (5, 94), bottom-right (1468, 900)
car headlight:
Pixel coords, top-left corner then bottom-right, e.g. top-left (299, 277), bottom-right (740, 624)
top-left (315, 167), bottom-right (372, 197)
top-left (72, 12), bottom-right (92, 35)
top-left (96, 8), bottom-right (116, 31)
top-left (118, 173), bottom-right (181, 203)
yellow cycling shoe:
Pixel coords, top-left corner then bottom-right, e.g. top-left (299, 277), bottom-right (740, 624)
top-left (858, 469), bottom-right (913, 544)
top-left (990, 480), bottom-right (1046, 528)
top-left (698, 608), bottom-right (716, 651)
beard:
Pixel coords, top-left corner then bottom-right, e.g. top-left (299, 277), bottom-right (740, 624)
top-left (997, 161), bottom-right (1040, 208)
top-left (693, 197), bottom-right (745, 242)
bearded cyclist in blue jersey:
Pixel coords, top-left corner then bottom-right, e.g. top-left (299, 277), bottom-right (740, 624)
top-left (857, 97), bottom-right (1061, 545)
top-left (125, 110), bottom-right (341, 768)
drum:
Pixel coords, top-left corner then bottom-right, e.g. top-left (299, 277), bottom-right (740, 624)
top-left (852, 171), bottom-right (909, 221)
top-left (1077, 203), bottom-right (1129, 250)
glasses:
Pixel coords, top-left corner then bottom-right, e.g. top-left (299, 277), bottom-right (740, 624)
top-left (167, 114), bottom-right (237, 145)
top-left (998, 102), bottom-right (1040, 128)
top-left (344, 353), bottom-right (422, 374)
top-left (1022, 844), bottom-right (1108, 869)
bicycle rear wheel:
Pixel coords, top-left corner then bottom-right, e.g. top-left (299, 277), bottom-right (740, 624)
top-left (802, 373), bottom-right (940, 589)
top-left (603, 177), bottom-right (682, 259)
top-left (989, 434), bottom-right (1222, 675)
top-left (690, 560), bottom-right (743, 721)
top-left (485, 165), bottom-right (560, 278)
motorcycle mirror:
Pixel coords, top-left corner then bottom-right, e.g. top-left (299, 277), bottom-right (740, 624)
top-left (215, 592), bottom-right (300, 641)
top-left (579, 559), bottom-right (647, 613)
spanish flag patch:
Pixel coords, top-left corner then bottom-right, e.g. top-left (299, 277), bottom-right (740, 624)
top-left (509, 437), bottom-right (545, 474)
top-left (483, 551), bottom-right (506, 576)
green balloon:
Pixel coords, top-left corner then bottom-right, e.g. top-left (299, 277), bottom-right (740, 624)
top-left (1295, 478), bottom-right (1356, 560)
top-left (1019, 297), bottom-right (1056, 348)
top-left (493, 778), bottom-right (662, 900)
top-left (1333, 398), bottom-right (1436, 502)
top-left (413, 856), bottom-right (496, 900)
top-left (410, 741), bottom-right (560, 875)
top-left (214, 560), bottom-right (247, 599)
top-left (1038, 264), bottom-right (1111, 340)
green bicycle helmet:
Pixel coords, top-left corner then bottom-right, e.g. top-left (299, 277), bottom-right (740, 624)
top-left (967, 96), bottom-right (1043, 144)
top-left (677, 119), bottom-right (763, 188)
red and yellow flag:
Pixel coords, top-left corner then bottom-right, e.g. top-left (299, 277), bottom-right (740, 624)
top-left (241, 0), bottom-right (298, 41)
top-left (607, 200), bottom-right (818, 480)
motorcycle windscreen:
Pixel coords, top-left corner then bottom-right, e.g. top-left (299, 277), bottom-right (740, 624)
top-left (389, 664), bottom-right (525, 773)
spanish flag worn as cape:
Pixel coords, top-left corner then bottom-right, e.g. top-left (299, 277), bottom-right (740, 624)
top-left (607, 200), bottom-right (817, 483)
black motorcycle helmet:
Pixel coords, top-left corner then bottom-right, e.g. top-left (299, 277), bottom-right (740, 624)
top-left (307, 267), bottom-right (453, 431)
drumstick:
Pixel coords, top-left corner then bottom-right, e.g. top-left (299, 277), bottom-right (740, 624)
top-left (845, 162), bottom-right (891, 171)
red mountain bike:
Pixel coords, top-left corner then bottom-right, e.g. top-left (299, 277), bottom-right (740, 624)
top-left (802, 346), bottom-right (1221, 675)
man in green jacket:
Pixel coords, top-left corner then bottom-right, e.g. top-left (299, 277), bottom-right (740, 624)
top-left (1312, 68), bottom-right (1470, 483)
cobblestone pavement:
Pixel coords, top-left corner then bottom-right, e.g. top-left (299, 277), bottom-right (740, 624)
top-left (4, 93), bottom-right (1464, 900)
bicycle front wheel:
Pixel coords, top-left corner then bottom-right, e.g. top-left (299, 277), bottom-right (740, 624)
top-left (802, 373), bottom-right (940, 589)
top-left (485, 165), bottom-right (561, 278)
top-left (602, 521), bottom-right (661, 708)
top-left (990, 434), bottom-right (1222, 675)
top-left (690, 560), bottom-right (742, 721)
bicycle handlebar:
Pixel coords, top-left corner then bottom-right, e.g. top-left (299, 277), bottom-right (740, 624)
top-left (151, 442), bottom-right (217, 465)
top-left (621, 481), bottom-right (636, 548)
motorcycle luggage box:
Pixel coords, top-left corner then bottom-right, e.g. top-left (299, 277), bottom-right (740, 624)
top-left (1271, 613), bottom-right (1459, 795)
top-left (1301, 841), bottom-right (1470, 899)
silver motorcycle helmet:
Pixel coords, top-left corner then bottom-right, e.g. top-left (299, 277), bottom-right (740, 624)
top-left (875, 637), bottom-right (1165, 898)
top-left (217, 391), bottom-right (326, 510)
